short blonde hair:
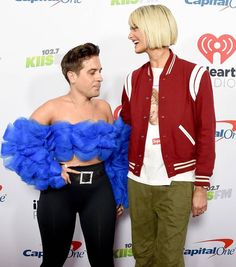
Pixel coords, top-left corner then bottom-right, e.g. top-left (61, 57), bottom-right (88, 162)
top-left (129, 5), bottom-right (178, 49)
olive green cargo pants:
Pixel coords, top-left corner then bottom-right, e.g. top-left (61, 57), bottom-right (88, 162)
top-left (128, 179), bottom-right (193, 267)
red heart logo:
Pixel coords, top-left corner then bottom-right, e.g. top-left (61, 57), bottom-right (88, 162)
top-left (198, 34), bottom-right (236, 64)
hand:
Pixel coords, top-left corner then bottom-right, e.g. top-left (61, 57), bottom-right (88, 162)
top-left (116, 204), bottom-right (125, 217)
top-left (192, 186), bottom-right (208, 217)
top-left (61, 163), bottom-right (80, 184)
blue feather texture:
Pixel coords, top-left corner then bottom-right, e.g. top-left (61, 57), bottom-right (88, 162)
top-left (1, 117), bottom-right (130, 207)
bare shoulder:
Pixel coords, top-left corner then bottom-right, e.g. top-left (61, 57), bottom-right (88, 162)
top-left (30, 95), bottom-right (67, 124)
top-left (93, 98), bottom-right (113, 123)
top-left (94, 98), bottom-right (111, 110)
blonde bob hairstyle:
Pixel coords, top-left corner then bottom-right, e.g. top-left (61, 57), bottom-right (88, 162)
top-left (128, 5), bottom-right (178, 49)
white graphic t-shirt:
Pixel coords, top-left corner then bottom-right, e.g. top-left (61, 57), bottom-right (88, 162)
top-left (128, 67), bottom-right (195, 185)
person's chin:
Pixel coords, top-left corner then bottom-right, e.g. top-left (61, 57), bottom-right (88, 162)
top-left (93, 91), bottom-right (100, 97)
top-left (135, 48), bottom-right (145, 54)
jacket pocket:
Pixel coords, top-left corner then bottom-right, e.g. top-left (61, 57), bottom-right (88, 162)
top-left (179, 125), bottom-right (195, 145)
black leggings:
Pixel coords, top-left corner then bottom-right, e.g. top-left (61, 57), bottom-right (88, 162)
top-left (37, 162), bottom-right (116, 267)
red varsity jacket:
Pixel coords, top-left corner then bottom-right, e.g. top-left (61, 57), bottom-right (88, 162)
top-left (120, 50), bottom-right (216, 187)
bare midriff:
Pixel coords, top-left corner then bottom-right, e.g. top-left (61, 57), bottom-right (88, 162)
top-left (61, 155), bottom-right (102, 167)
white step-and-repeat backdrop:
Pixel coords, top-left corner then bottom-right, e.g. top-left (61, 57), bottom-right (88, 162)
top-left (0, 1), bottom-right (236, 267)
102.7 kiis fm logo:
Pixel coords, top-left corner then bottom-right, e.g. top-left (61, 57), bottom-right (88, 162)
top-left (207, 184), bottom-right (232, 201)
top-left (26, 48), bottom-right (61, 68)
top-left (114, 243), bottom-right (133, 258)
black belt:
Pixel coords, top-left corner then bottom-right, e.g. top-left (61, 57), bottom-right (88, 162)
top-left (67, 162), bottom-right (105, 184)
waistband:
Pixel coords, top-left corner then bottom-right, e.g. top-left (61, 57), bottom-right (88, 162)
top-left (67, 162), bottom-right (105, 184)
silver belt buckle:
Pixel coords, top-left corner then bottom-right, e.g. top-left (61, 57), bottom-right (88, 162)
top-left (80, 171), bottom-right (93, 184)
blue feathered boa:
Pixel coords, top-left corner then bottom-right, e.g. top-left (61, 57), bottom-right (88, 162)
top-left (1, 117), bottom-right (130, 208)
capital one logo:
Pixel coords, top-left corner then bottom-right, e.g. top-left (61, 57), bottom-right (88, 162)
top-left (23, 241), bottom-right (84, 259)
top-left (184, 238), bottom-right (236, 258)
top-left (0, 184), bottom-right (7, 203)
top-left (216, 120), bottom-right (236, 142)
top-left (71, 241), bottom-right (82, 251)
top-left (198, 34), bottom-right (236, 64)
top-left (68, 240), bottom-right (86, 258)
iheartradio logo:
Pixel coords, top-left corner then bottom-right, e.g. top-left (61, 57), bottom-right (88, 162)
top-left (198, 34), bottom-right (236, 64)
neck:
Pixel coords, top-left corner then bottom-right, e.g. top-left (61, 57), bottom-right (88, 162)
top-left (147, 47), bottom-right (170, 68)
top-left (68, 89), bottom-right (92, 105)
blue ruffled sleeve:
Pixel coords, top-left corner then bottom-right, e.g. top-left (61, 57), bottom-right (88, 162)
top-left (1, 118), bottom-right (65, 190)
top-left (104, 117), bottom-right (131, 208)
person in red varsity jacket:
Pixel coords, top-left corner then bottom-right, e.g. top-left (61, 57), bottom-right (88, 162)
top-left (120, 5), bottom-right (216, 267)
